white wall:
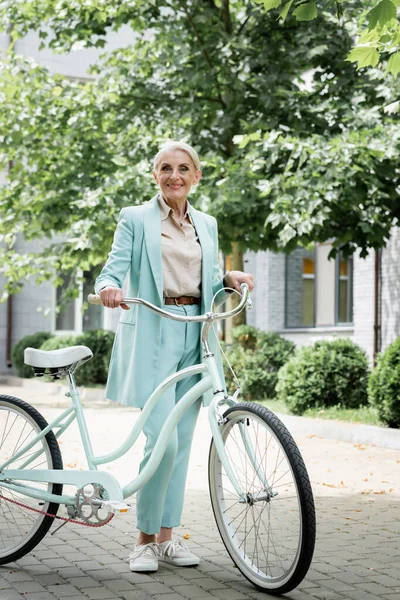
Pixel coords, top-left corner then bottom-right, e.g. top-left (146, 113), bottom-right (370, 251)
top-left (14, 26), bottom-right (135, 78)
top-left (381, 227), bottom-right (400, 351)
top-left (352, 251), bottom-right (375, 363)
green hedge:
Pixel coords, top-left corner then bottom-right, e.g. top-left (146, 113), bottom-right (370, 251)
top-left (276, 338), bottom-right (369, 415)
top-left (11, 331), bottom-right (52, 378)
top-left (369, 337), bottom-right (400, 428)
top-left (224, 325), bottom-right (295, 400)
top-left (75, 329), bottom-right (114, 386)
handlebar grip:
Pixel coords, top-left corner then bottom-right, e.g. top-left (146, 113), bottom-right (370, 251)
top-left (88, 294), bottom-right (102, 305)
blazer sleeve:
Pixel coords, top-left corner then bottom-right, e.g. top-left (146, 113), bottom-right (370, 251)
top-left (94, 208), bottom-right (134, 294)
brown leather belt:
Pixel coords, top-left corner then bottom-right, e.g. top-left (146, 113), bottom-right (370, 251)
top-left (164, 296), bottom-right (200, 306)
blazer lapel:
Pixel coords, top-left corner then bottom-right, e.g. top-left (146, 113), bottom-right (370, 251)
top-left (143, 195), bottom-right (163, 305)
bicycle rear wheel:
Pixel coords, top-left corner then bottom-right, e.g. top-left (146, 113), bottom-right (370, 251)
top-left (208, 402), bottom-right (315, 595)
top-left (0, 395), bottom-right (63, 564)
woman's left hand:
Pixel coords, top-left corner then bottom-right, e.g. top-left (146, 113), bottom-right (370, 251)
top-left (224, 270), bottom-right (255, 293)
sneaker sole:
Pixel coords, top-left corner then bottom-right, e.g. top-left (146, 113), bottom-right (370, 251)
top-left (159, 557), bottom-right (200, 567)
top-left (129, 563), bottom-right (159, 572)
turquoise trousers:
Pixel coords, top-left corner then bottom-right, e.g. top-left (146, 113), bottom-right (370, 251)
top-left (136, 303), bottom-right (202, 535)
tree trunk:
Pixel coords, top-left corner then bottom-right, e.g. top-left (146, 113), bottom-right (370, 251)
top-left (224, 242), bottom-right (245, 343)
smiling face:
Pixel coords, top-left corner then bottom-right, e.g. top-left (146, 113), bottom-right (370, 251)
top-left (153, 149), bottom-right (202, 205)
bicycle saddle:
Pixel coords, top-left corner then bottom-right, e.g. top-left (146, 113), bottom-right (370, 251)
top-left (24, 345), bottom-right (93, 377)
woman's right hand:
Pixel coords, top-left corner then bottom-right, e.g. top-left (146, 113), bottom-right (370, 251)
top-left (99, 287), bottom-right (130, 310)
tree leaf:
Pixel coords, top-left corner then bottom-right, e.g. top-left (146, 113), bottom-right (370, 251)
top-left (368, 0), bottom-right (397, 30)
top-left (384, 100), bottom-right (400, 113)
top-left (387, 52), bottom-right (400, 76)
top-left (293, 1), bottom-right (318, 21)
top-left (279, 0), bottom-right (294, 21)
top-left (263, 0), bottom-right (282, 9)
top-left (347, 46), bottom-right (380, 68)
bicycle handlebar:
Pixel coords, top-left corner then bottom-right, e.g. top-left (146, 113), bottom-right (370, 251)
top-left (88, 283), bottom-right (251, 325)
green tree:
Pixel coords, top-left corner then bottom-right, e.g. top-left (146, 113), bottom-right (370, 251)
top-left (252, 0), bottom-right (400, 75)
top-left (0, 0), bottom-right (398, 301)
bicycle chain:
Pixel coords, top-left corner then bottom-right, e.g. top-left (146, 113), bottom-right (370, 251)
top-left (0, 494), bottom-right (114, 528)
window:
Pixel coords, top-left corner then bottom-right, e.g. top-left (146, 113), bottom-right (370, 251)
top-left (55, 270), bottom-right (103, 333)
top-left (336, 253), bottom-right (353, 324)
top-left (285, 247), bottom-right (315, 328)
top-left (285, 244), bottom-right (353, 329)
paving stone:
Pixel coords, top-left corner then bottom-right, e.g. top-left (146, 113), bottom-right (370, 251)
top-left (1, 592), bottom-right (28, 600)
top-left (83, 588), bottom-right (120, 600)
top-left (136, 581), bottom-right (176, 595)
top-left (24, 593), bottom-right (58, 600)
top-left (102, 579), bottom-right (137, 593)
top-left (2, 571), bottom-right (35, 583)
top-left (170, 586), bottom-right (215, 599)
top-left (13, 580), bottom-right (47, 594)
top-left (151, 595), bottom-right (186, 600)
top-left (0, 576), bottom-right (13, 589)
top-left (189, 577), bottom-right (227, 590)
top-left (355, 582), bottom-right (394, 595)
top-left (47, 583), bottom-right (83, 597)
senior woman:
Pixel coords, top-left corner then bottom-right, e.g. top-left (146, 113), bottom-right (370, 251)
top-left (95, 141), bottom-right (254, 572)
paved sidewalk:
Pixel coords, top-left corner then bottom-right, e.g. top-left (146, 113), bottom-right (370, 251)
top-left (0, 383), bottom-right (399, 600)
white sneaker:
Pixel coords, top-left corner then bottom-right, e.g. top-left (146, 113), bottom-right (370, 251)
top-left (158, 540), bottom-right (200, 567)
top-left (129, 542), bottom-right (159, 572)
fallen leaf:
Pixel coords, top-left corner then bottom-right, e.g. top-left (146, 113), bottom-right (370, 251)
top-left (355, 509), bottom-right (362, 512)
top-left (183, 533), bottom-right (190, 540)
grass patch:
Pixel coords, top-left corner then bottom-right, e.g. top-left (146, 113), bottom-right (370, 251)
top-left (254, 399), bottom-right (385, 427)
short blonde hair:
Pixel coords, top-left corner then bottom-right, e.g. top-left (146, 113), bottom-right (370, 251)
top-left (153, 141), bottom-right (201, 171)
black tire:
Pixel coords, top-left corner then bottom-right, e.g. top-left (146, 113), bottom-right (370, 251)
top-left (208, 402), bottom-right (316, 595)
top-left (0, 395), bottom-right (63, 564)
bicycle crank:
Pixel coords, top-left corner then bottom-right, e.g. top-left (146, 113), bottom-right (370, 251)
top-left (75, 483), bottom-right (131, 524)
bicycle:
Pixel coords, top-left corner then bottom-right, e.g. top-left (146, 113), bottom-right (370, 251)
top-left (0, 284), bottom-right (315, 595)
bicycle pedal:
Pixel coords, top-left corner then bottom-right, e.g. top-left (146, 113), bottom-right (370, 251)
top-left (100, 500), bottom-right (131, 514)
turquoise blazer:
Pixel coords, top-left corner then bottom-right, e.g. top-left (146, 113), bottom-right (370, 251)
top-left (95, 194), bottom-right (225, 408)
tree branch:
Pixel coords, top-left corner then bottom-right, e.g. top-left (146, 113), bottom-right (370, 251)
top-left (236, 14), bottom-right (251, 37)
top-left (178, 0), bottom-right (226, 108)
top-left (221, 0), bottom-right (232, 35)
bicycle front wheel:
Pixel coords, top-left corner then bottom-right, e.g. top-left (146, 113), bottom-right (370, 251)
top-left (0, 395), bottom-right (63, 564)
top-left (208, 402), bottom-right (315, 595)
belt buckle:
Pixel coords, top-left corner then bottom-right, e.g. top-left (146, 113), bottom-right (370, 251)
top-left (174, 298), bottom-right (183, 306)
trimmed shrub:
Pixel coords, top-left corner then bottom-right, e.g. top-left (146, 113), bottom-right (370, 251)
top-left (276, 338), bottom-right (369, 415)
top-left (74, 329), bottom-right (114, 386)
top-left (224, 326), bottom-right (295, 400)
top-left (369, 338), bottom-right (400, 428)
top-left (40, 335), bottom-right (78, 352)
top-left (11, 331), bottom-right (52, 378)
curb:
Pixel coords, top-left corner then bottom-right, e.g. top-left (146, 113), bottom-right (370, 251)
top-left (276, 412), bottom-right (400, 451)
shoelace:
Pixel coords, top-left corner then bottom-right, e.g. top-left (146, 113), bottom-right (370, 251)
top-left (163, 540), bottom-right (188, 556)
top-left (130, 542), bottom-right (159, 559)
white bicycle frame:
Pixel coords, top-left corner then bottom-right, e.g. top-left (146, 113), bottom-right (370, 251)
top-left (0, 284), bottom-right (259, 511)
